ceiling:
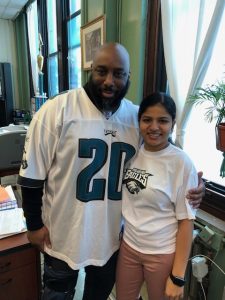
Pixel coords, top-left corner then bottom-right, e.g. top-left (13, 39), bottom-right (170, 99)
top-left (0, 0), bottom-right (28, 20)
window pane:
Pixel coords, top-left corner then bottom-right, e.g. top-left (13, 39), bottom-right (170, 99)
top-left (70, 0), bottom-right (81, 14)
top-left (48, 55), bottom-right (59, 97)
top-left (47, 0), bottom-right (58, 54)
top-left (68, 15), bottom-right (81, 47)
top-left (184, 8), bottom-right (225, 186)
top-left (68, 14), bottom-right (81, 89)
top-left (68, 47), bottom-right (81, 89)
top-left (26, 1), bottom-right (39, 94)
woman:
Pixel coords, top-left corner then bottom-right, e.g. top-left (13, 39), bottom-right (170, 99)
top-left (116, 92), bottom-right (197, 300)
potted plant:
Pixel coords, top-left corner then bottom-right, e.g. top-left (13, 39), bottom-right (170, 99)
top-left (189, 81), bottom-right (225, 177)
top-left (189, 81), bottom-right (225, 151)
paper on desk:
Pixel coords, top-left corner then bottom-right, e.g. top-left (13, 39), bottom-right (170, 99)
top-left (0, 208), bottom-right (27, 239)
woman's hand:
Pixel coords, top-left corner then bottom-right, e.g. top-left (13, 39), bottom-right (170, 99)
top-left (165, 276), bottom-right (184, 300)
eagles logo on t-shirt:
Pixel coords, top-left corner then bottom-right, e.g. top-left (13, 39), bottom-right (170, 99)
top-left (123, 168), bottom-right (153, 194)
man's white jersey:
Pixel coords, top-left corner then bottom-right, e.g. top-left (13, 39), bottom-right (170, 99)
top-left (18, 88), bottom-right (140, 269)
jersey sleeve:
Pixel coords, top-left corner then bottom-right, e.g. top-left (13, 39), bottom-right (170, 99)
top-left (18, 101), bottom-right (59, 188)
top-left (174, 160), bottom-right (198, 220)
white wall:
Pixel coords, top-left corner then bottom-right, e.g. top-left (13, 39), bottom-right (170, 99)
top-left (0, 19), bottom-right (19, 108)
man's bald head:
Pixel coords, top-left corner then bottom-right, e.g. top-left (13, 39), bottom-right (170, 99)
top-left (92, 42), bottom-right (130, 75)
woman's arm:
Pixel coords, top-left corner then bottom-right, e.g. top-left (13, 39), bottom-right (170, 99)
top-left (165, 219), bottom-right (193, 299)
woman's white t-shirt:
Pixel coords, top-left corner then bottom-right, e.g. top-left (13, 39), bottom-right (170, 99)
top-left (122, 143), bottom-right (197, 254)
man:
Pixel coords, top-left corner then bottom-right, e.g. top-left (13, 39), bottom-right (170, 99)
top-left (17, 43), bottom-right (204, 300)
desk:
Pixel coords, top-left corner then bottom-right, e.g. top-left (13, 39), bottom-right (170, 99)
top-left (0, 168), bottom-right (20, 178)
top-left (0, 232), bottom-right (41, 300)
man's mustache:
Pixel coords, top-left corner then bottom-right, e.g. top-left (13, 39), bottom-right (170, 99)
top-left (102, 86), bottom-right (115, 92)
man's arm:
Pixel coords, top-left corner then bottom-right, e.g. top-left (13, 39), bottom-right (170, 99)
top-left (21, 186), bottom-right (44, 230)
top-left (21, 186), bottom-right (51, 252)
top-left (186, 171), bottom-right (205, 208)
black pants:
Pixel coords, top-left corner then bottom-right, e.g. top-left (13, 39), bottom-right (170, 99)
top-left (42, 251), bottom-right (118, 300)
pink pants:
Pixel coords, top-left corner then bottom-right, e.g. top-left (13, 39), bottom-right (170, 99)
top-left (116, 240), bottom-right (175, 300)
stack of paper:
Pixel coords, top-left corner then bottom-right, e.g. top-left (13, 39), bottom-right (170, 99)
top-left (0, 208), bottom-right (27, 239)
top-left (0, 185), bottom-right (18, 211)
top-left (0, 185), bottom-right (27, 238)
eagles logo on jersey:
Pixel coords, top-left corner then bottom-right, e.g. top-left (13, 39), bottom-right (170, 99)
top-left (21, 137), bottom-right (30, 169)
top-left (123, 168), bottom-right (153, 194)
top-left (21, 158), bottom-right (28, 169)
top-left (104, 129), bottom-right (117, 137)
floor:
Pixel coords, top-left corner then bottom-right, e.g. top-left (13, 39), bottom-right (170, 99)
top-left (73, 268), bottom-right (85, 299)
top-left (73, 269), bottom-right (148, 300)
top-left (73, 269), bottom-right (116, 300)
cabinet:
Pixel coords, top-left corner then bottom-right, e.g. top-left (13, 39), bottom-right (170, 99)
top-left (0, 233), bottom-right (41, 300)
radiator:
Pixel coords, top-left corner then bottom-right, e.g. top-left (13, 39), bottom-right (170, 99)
top-left (186, 210), bottom-right (225, 300)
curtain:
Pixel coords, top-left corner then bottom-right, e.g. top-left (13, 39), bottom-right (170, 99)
top-left (26, 1), bottom-right (38, 95)
top-left (161, 0), bottom-right (225, 147)
top-left (143, 1), bottom-right (167, 97)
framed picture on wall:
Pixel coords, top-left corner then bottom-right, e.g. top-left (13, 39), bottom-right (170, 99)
top-left (81, 15), bottom-right (105, 70)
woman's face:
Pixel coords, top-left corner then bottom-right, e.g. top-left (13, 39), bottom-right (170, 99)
top-left (139, 103), bottom-right (175, 152)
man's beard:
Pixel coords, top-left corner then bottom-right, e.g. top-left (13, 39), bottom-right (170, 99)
top-left (87, 75), bottom-right (130, 112)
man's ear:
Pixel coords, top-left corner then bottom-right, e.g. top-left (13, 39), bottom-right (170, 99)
top-left (127, 71), bottom-right (131, 85)
top-left (127, 77), bottom-right (131, 90)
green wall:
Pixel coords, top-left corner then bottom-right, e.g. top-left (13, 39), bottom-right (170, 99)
top-left (81, 0), bottom-right (148, 105)
top-left (119, 0), bottom-right (147, 104)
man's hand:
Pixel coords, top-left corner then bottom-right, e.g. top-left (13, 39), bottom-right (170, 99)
top-left (186, 171), bottom-right (205, 209)
top-left (27, 226), bottom-right (51, 252)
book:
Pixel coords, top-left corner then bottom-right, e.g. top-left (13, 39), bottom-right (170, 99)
top-left (0, 185), bottom-right (11, 202)
top-left (0, 185), bottom-right (18, 211)
top-left (0, 185), bottom-right (26, 238)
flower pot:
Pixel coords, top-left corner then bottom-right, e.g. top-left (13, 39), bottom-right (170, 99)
top-left (215, 122), bottom-right (225, 152)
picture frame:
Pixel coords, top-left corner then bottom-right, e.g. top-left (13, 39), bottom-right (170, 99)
top-left (81, 15), bottom-right (106, 70)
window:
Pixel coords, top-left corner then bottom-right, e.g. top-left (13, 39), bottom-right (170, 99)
top-left (184, 5), bottom-right (225, 187)
top-left (26, 1), bottom-right (39, 95)
top-left (36, 0), bottom-right (81, 98)
top-left (152, 1), bottom-right (224, 187)
top-left (69, 0), bottom-right (80, 15)
top-left (67, 0), bottom-right (81, 89)
top-left (46, 0), bottom-right (59, 97)
top-left (176, 1), bottom-right (225, 220)
top-left (144, 1), bottom-right (225, 219)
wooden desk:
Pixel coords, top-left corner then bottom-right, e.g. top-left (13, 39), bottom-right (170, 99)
top-left (0, 232), bottom-right (41, 300)
top-left (0, 168), bottom-right (20, 178)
